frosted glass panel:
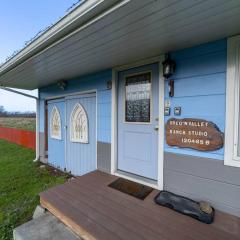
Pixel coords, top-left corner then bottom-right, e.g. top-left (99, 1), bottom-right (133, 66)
top-left (125, 72), bottom-right (151, 122)
top-left (51, 106), bottom-right (61, 140)
top-left (70, 103), bottom-right (89, 143)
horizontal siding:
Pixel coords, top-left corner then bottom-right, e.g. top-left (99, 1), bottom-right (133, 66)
top-left (164, 153), bottom-right (240, 217)
top-left (164, 73), bottom-right (226, 97)
top-left (39, 70), bottom-right (112, 144)
top-left (164, 153), bottom-right (240, 188)
top-left (165, 39), bottom-right (227, 160)
top-left (171, 38), bottom-right (227, 59)
top-left (172, 51), bottom-right (226, 79)
top-left (37, 38), bottom-right (240, 218)
top-left (163, 40), bottom-right (240, 217)
top-left (164, 180), bottom-right (240, 218)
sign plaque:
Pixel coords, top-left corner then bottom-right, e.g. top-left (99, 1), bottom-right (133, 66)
top-left (166, 118), bottom-right (224, 151)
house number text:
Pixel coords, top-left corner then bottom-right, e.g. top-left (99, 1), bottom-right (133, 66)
top-left (166, 118), bottom-right (224, 151)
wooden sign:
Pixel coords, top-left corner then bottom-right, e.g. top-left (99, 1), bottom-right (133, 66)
top-left (166, 118), bottom-right (224, 151)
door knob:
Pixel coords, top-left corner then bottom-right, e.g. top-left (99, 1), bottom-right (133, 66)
top-left (154, 126), bottom-right (159, 131)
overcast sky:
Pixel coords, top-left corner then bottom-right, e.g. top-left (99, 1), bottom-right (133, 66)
top-left (0, 0), bottom-right (78, 112)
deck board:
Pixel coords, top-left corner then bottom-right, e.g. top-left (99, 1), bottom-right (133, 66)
top-left (40, 171), bottom-right (240, 240)
top-left (63, 177), bottom-right (202, 240)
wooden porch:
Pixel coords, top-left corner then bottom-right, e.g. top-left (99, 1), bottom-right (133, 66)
top-left (40, 171), bottom-right (240, 240)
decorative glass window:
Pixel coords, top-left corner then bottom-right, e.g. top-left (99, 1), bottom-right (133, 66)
top-left (125, 72), bottom-right (151, 123)
top-left (50, 106), bottom-right (61, 140)
top-left (70, 103), bottom-right (89, 143)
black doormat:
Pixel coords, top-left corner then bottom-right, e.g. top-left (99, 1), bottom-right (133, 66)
top-left (108, 178), bottom-right (153, 200)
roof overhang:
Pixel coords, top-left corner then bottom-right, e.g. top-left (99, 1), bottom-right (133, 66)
top-left (1, 0), bottom-right (240, 90)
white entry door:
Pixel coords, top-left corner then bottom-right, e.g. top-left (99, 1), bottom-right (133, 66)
top-left (117, 63), bottom-right (159, 180)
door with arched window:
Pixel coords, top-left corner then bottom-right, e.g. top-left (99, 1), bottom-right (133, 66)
top-left (48, 99), bottom-right (66, 170)
top-left (66, 93), bottom-right (96, 176)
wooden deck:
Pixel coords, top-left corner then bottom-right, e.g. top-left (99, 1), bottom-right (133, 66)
top-left (40, 171), bottom-right (240, 240)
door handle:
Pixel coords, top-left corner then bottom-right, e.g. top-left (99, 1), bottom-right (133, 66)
top-left (154, 126), bottom-right (159, 131)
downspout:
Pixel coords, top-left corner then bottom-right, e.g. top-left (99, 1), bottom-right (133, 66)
top-left (0, 86), bottom-right (40, 162)
top-left (34, 92), bottom-right (40, 162)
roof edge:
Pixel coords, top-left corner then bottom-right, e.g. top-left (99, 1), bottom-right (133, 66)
top-left (0, 0), bottom-right (119, 77)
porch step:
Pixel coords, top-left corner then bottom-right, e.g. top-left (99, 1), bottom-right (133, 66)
top-left (13, 211), bottom-right (82, 240)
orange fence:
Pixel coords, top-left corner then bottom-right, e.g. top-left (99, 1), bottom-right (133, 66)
top-left (0, 127), bottom-right (36, 150)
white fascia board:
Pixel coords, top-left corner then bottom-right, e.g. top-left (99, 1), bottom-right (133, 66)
top-left (0, 86), bottom-right (38, 99)
top-left (0, 0), bottom-right (116, 76)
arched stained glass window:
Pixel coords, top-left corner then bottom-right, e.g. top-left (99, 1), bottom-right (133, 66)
top-left (70, 103), bottom-right (88, 143)
top-left (51, 106), bottom-right (61, 140)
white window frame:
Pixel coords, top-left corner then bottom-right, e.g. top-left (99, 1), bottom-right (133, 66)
top-left (70, 103), bottom-right (89, 143)
top-left (50, 106), bottom-right (62, 140)
top-left (225, 35), bottom-right (240, 167)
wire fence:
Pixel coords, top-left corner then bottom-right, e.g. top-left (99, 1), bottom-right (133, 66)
top-left (0, 127), bottom-right (36, 150)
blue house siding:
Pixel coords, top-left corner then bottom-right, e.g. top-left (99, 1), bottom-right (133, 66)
top-left (164, 39), bottom-right (240, 217)
top-left (39, 40), bottom-right (227, 163)
top-left (164, 39), bottom-right (227, 160)
top-left (39, 69), bottom-right (112, 172)
top-left (38, 38), bottom-right (240, 216)
top-left (39, 70), bottom-right (112, 143)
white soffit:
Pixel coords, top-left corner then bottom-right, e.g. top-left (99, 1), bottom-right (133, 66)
top-left (0, 0), bottom-right (240, 90)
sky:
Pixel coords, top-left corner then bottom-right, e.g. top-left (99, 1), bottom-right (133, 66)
top-left (0, 0), bottom-right (79, 112)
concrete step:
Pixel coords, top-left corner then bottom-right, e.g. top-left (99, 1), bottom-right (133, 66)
top-left (13, 212), bottom-right (82, 240)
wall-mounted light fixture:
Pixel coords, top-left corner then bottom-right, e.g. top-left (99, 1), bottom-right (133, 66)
top-left (57, 80), bottom-right (67, 90)
top-left (162, 53), bottom-right (176, 79)
top-left (162, 53), bottom-right (176, 97)
top-left (107, 80), bottom-right (112, 90)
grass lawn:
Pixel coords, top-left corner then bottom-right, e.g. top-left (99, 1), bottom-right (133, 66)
top-left (0, 140), bottom-right (68, 240)
top-left (0, 117), bottom-right (36, 131)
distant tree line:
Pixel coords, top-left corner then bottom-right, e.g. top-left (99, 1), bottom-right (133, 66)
top-left (0, 106), bottom-right (36, 118)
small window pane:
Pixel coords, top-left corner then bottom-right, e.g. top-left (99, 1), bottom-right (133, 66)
top-left (70, 103), bottom-right (89, 143)
top-left (51, 106), bottom-right (61, 140)
top-left (125, 72), bottom-right (151, 123)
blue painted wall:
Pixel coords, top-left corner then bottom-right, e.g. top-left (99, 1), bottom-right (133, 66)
top-left (39, 69), bottom-right (112, 143)
top-left (47, 99), bottom-right (66, 170)
top-left (39, 39), bottom-right (227, 161)
top-left (164, 39), bottom-right (227, 160)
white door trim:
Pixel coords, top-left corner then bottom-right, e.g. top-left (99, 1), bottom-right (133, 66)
top-left (44, 89), bottom-right (97, 100)
top-left (111, 56), bottom-right (165, 190)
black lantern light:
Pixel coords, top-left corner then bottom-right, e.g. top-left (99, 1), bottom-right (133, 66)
top-left (162, 53), bottom-right (176, 78)
top-left (57, 80), bottom-right (67, 90)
